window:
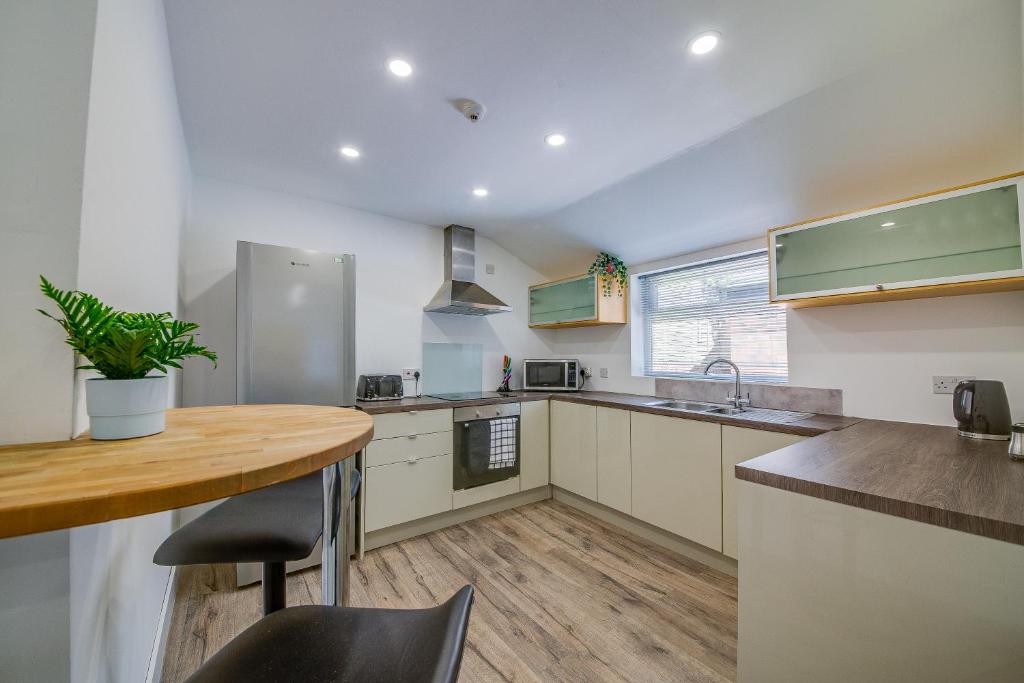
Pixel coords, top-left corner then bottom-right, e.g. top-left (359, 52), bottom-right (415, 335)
top-left (638, 250), bottom-right (788, 383)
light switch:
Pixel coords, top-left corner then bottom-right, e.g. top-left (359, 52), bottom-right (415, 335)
top-left (933, 375), bottom-right (974, 394)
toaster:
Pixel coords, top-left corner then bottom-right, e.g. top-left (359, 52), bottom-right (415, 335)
top-left (356, 374), bottom-right (404, 401)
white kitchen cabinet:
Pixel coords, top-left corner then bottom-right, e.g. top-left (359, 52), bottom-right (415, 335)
top-left (365, 452), bottom-right (452, 532)
top-left (596, 407), bottom-right (631, 514)
top-left (550, 401), bottom-right (598, 500)
top-left (365, 430), bottom-right (452, 467)
top-left (520, 400), bottom-right (550, 490)
top-left (371, 408), bottom-right (453, 439)
top-left (721, 426), bottom-right (804, 559)
top-left (630, 412), bottom-right (722, 551)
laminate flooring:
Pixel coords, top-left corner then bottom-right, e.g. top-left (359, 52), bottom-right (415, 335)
top-left (161, 499), bottom-right (737, 682)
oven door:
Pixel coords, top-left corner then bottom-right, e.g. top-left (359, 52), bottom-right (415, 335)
top-left (453, 404), bottom-right (521, 491)
top-left (524, 361), bottom-right (568, 389)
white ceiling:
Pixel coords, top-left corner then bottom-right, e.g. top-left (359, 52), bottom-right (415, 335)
top-left (165, 0), bottom-right (997, 274)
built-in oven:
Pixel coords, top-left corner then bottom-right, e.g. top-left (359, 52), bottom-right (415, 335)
top-left (453, 403), bottom-right (520, 490)
top-left (522, 359), bottom-right (582, 391)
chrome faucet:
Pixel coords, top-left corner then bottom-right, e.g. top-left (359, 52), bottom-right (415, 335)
top-left (703, 358), bottom-right (750, 410)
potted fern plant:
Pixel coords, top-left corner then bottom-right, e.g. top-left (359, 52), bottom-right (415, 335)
top-left (37, 276), bottom-right (217, 440)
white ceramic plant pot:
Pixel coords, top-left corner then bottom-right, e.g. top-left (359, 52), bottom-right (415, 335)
top-left (85, 375), bottom-right (168, 440)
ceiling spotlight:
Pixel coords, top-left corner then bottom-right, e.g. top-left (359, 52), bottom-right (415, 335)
top-left (688, 31), bottom-right (720, 55)
top-left (387, 59), bottom-right (413, 77)
top-left (545, 133), bottom-right (567, 147)
top-left (472, 187), bottom-right (489, 198)
top-left (339, 146), bottom-right (360, 158)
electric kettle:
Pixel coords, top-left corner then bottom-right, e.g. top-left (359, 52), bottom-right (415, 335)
top-left (953, 379), bottom-right (1011, 440)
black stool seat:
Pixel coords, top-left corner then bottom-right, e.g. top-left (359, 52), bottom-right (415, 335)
top-left (185, 586), bottom-right (475, 683)
top-left (154, 472), bottom-right (324, 566)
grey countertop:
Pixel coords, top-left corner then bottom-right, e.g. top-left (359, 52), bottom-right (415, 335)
top-left (356, 390), bottom-right (861, 437)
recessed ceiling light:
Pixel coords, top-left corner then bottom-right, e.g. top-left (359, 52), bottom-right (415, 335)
top-left (472, 187), bottom-right (489, 198)
top-left (339, 146), bottom-right (360, 158)
top-left (387, 59), bottom-right (413, 78)
top-left (688, 31), bottom-right (720, 55)
top-left (881, 221), bottom-right (896, 227)
top-left (545, 133), bottom-right (567, 147)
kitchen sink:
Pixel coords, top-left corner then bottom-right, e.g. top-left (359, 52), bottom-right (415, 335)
top-left (644, 400), bottom-right (814, 425)
top-left (644, 400), bottom-right (721, 412)
top-left (706, 406), bottom-right (746, 416)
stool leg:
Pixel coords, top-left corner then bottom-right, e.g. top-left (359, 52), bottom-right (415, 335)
top-left (262, 561), bottom-right (286, 615)
top-left (321, 457), bottom-right (352, 606)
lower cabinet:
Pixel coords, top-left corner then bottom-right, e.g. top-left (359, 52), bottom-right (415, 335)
top-left (365, 452), bottom-right (453, 532)
top-left (519, 400), bottom-right (551, 490)
top-left (721, 426), bottom-right (804, 558)
top-left (596, 407), bottom-right (631, 514)
top-left (550, 401), bottom-right (598, 499)
top-left (630, 412), bottom-right (723, 552)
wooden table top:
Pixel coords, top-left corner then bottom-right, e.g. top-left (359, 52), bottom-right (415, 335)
top-left (0, 405), bottom-right (374, 539)
top-left (735, 419), bottom-right (1024, 545)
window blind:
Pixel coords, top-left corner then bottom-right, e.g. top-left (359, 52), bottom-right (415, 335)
top-left (638, 250), bottom-right (788, 383)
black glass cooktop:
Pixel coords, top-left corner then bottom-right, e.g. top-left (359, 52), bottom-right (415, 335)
top-left (425, 391), bottom-right (517, 401)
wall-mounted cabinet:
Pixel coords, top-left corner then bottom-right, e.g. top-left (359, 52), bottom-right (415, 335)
top-left (529, 273), bottom-right (627, 328)
top-left (769, 173), bottom-right (1024, 307)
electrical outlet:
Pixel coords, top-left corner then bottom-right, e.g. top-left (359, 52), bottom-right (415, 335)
top-left (402, 368), bottom-right (420, 380)
top-left (582, 367), bottom-right (593, 378)
top-left (933, 375), bottom-right (974, 394)
top-left (599, 368), bottom-right (609, 378)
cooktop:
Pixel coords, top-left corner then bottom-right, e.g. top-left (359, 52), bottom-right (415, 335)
top-left (425, 391), bottom-right (517, 401)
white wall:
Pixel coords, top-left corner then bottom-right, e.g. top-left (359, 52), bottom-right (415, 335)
top-left (69, 1), bottom-right (192, 682)
top-left (0, 1), bottom-right (97, 681)
top-left (182, 176), bottom-right (554, 409)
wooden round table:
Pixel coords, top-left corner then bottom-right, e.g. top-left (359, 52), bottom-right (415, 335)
top-left (0, 404), bottom-right (374, 605)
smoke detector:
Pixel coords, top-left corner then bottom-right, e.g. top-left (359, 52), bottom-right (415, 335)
top-left (453, 98), bottom-right (486, 122)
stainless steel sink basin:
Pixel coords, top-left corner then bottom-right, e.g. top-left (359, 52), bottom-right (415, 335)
top-left (706, 406), bottom-right (747, 416)
top-left (644, 400), bottom-right (721, 412)
top-left (644, 400), bottom-right (814, 425)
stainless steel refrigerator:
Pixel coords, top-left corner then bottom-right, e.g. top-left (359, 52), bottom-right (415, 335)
top-left (235, 240), bottom-right (357, 587)
top-left (236, 240), bottom-right (356, 407)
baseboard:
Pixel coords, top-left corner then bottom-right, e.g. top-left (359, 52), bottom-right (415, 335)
top-left (552, 487), bottom-right (737, 577)
top-left (145, 565), bottom-right (177, 683)
top-left (366, 485), bottom-right (552, 551)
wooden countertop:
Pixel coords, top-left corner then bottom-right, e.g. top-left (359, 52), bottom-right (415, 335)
top-left (0, 404), bottom-right (374, 539)
top-left (735, 419), bottom-right (1024, 545)
top-left (358, 390), bottom-right (859, 437)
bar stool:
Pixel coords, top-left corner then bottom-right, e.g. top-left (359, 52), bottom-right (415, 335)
top-left (183, 585), bottom-right (474, 683)
top-left (154, 469), bottom-right (361, 614)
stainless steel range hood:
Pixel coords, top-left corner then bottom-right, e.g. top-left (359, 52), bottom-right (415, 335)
top-left (424, 225), bottom-right (512, 315)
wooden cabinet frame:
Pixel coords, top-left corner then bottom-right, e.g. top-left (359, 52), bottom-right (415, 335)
top-left (768, 171), bottom-right (1024, 308)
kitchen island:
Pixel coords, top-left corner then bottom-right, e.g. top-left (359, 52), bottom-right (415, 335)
top-left (734, 420), bottom-right (1024, 682)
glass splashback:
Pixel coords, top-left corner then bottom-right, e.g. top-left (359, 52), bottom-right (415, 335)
top-left (774, 184), bottom-right (1022, 297)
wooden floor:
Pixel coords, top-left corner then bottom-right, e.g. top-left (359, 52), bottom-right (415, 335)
top-left (161, 499), bottom-right (737, 682)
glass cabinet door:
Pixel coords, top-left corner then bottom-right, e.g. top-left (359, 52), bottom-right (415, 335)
top-left (772, 179), bottom-right (1024, 299)
top-left (529, 275), bottom-right (597, 325)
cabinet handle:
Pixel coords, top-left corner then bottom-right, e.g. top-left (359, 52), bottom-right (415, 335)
top-left (407, 434), bottom-right (417, 440)
top-left (875, 284), bottom-right (884, 291)
top-left (408, 410), bottom-right (418, 415)
top-left (407, 456), bottom-right (418, 464)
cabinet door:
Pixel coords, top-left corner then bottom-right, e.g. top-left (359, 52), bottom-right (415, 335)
top-left (529, 275), bottom-right (597, 325)
top-left (550, 401), bottom-right (597, 500)
top-left (772, 177), bottom-right (1024, 300)
top-left (520, 401), bottom-right (550, 490)
top-left (721, 426), bottom-right (804, 559)
top-left (630, 412), bottom-right (722, 551)
top-left (364, 453), bottom-right (452, 532)
top-left (596, 407), bottom-right (631, 514)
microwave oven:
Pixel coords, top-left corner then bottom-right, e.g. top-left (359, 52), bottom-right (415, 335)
top-left (522, 359), bottom-right (582, 391)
